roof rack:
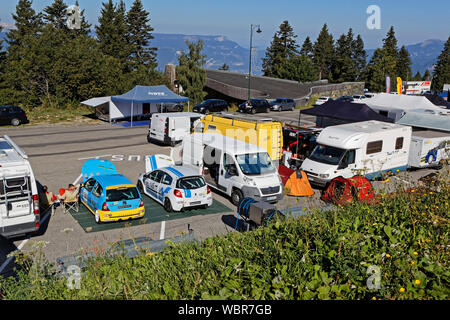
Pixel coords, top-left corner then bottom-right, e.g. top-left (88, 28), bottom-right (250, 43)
top-left (3, 135), bottom-right (28, 159)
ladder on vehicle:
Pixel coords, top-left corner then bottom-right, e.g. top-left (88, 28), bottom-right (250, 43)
top-left (0, 175), bottom-right (32, 218)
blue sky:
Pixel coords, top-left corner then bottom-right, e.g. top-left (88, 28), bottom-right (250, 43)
top-left (1, 0), bottom-right (449, 49)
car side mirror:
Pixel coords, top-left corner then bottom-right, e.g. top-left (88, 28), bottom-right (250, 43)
top-left (227, 166), bottom-right (238, 176)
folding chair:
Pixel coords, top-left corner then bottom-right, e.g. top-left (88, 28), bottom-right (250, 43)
top-left (59, 188), bottom-right (79, 214)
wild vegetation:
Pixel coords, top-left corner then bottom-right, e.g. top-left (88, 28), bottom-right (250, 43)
top-left (1, 173), bottom-right (448, 300)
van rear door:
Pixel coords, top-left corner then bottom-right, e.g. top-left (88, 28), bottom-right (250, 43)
top-left (172, 117), bottom-right (189, 141)
top-left (182, 137), bottom-right (203, 173)
top-left (150, 115), bottom-right (166, 142)
top-left (0, 176), bottom-right (33, 218)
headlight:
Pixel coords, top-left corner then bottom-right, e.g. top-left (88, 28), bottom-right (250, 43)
top-left (319, 174), bottom-right (330, 179)
top-left (243, 176), bottom-right (256, 186)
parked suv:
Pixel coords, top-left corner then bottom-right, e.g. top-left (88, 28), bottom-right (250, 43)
top-left (193, 99), bottom-right (229, 114)
top-left (269, 98), bottom-right (296, 111)
top-left (238, 99), bottom-right (271, 114)
top-left (0, 105), bottom-right (29, 126)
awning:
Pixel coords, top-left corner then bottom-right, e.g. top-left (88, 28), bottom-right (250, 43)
top-left (81, 96), bottom-right (111, 107)
top-left (397, 112), bottom-right (450, 132)
top-left (111, 85), bottom-right (189, 104)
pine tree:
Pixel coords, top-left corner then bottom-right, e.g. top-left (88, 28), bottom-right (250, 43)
top-left (6, 0), bottom-right (42, 47)
top-left (313, 23), bottom-right (334, 80)
top-left (422, 69), bottom-right (431, 81)
top-left (177, 40), bottom-right (207, 105)
top-left (412, 71), bottom-right (422, 81)
top-left (431, 36), bottom-right (450, 91)
top-left (300, 36), bottom-right (314, 58)
top-left (397, 45), bottom-right (412, 81)
top-left (331, 29), bottom-right (354, 82)
top-left (278, 55), bottom-right (317, 82)
top-left (96, 0), bottom-right (130, 68)
top-left (43, 0), bottom-right (68, 30)
top-left (381, 26), bottom-right (399, 89)
top-left (352, 34), bottom-right (367, 81)
top-left (262, 20), bottom-right (299, 78)
top-left (126, 0), bottom-right (157, 71)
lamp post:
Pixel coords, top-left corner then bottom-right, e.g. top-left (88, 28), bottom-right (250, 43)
top-left (248, 24), bottom-right (262, 102)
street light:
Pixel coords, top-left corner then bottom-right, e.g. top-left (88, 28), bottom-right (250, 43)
top-left (248, 24), bottom-right (262, 102)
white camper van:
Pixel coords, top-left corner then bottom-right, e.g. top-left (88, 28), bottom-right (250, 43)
top-left (409, 131), bottom-right (450, 168)
top-left (147, 113), bottom-right (203, 146)
top-left (301, 121), bottom-right (412, 187)
top-left (181, 133), bottom-right (284, 206)
top-left (0, 136), bottom-right (40, 238)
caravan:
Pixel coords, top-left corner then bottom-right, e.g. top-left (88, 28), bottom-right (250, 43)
top-left (0, 136), bottom-right (40, 238)
top-left (180, 133), bottom-right (284, 206)
top-left (301, 121), bottom-right (412, 187)
top-left (408, 131), bottom-right (450, 168)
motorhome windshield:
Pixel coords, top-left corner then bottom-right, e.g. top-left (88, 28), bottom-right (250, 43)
top-left (235, 152), bottom-right (275, 176)
top-left (309, 145), bottom-right (346, 166)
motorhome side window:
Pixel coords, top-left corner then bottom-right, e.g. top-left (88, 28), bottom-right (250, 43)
top-left (366, 141), bottom-right (383, 154)
top-left (207, 125), bottom-right (217, 131)
top-left (342, 150), bottom-right (356, 166)
top-left (395, 137), bottom-right (404, 150)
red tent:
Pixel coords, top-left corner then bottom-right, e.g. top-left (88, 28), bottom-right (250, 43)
top-left (321, 176), bottom-right (375, 206)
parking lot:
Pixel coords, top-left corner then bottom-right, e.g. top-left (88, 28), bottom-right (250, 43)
top-left (0, 109), bottom-right (443, 276)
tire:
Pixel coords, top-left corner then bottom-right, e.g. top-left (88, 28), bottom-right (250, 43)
top-left (164, 198), bottom-right (173, 212)
top-left (266, 107), bottom-right (270, 113)
top-left (95, 210), bottom-right (102, 224)
top-left (250, 108), bottom-right (256, 115)
top-left (231, 189), bottom-right (244, 206)
top-left (11, 118), bottom-right (20, 126)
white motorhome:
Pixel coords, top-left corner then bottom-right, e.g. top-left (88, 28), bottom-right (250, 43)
top-left (147, 113), bottom-right (203, 146)
top-left (0, 136), bottom-right (40, 238)
top-left (409, 131), bottom-right (450, 168)
top-left (301, 121), bottom-right (412, 187)
top-left (180, 133), bottom-right (284, 206)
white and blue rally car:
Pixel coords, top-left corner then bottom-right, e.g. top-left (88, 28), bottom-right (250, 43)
top-left (137, 155), bottom-right (213, 212)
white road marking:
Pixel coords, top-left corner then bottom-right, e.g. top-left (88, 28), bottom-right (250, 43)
top-left (159, 221), bottom-right (166, 240)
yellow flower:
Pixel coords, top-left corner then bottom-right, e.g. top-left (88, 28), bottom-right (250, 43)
top-left (413, 252), bottom-right (418, 256)
top-left (415, 279), bottom-right (421, 285)
top-left (411, 261), bottom-right (415, 265)
top-left (400, 288), bottom-right (405, 293)
top-left (429, 192), bottom-right (433, 195)
top-left (372, 297), bottom-right (377, 300)
top-left (385, 254), bottom-right (391, 258)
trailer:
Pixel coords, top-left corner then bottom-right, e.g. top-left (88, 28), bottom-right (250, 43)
top-left (408, 131), bottom-right (450, 168)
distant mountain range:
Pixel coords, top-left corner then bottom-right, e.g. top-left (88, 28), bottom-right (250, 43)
top-left (366, 39), bottom-right (445, 75)
top-left (0, 30), bottom-right (444, 77)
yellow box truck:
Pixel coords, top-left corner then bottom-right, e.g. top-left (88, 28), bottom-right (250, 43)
top-left (195, 114), bottom-right (283, 161)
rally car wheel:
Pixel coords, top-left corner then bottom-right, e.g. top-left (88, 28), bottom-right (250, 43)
top-left (164, 198), bottom-right (173, 212)
top-left (231, 189), bottom-right (244, 206)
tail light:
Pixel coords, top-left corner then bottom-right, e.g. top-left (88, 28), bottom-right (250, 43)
top-left (207, 186), bottom-right (211, 194)
top-left (139, 198), bottom-right (144, 207)
top-left (102, 202), bottom-right (110, 211)
top-left (32, 194), bottom-right (39, 215)
top-left (174, 189), bottom-right (183, 198)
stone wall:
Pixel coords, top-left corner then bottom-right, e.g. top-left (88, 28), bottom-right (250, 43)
top-left (295, 82), bottom-right (365, 106)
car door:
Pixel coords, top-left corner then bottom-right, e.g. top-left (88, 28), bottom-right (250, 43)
top-left (158, 172), bottom-right (173, 201)
top-left (0, 107), bottom-right (7, 125)
top-left (91, 183), bottom-right (104, 211)
top-left (145, 170), bottom-right (163, 202)
top-left (218, 153), bottom-right (240, 195)
top-left (81, 178), bottom-right (97, 207)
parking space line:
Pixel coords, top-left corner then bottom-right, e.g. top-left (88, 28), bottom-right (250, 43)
top-left (159, 221), bottom-right (165, 240)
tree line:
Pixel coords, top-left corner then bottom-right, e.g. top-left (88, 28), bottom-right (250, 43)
top-left (0, 0), bottom-right (177, 109)
top-left (262, 21), bottom-right (449, 92)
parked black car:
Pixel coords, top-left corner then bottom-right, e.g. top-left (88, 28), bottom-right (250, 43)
top-left (193, 99), bottom-right (229, 114)
top-left (238, 99), bottom-right (271, 114)
top-left (269, 98), bottom-right (296, 111)
top-left (0, 105), bottom-right (29, 126)
top-left (157, 103), bottom-right (184, 113)
top-left (335, 96), bottom-right (354, 102)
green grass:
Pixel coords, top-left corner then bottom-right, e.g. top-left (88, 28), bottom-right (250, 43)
top-left (23, 105), bottom-right (98, 125)
top-left (1, 174), bottom-right (448, 300)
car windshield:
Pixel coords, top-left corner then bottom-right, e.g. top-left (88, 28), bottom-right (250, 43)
top-left (176, 176), bottom-right (206, 189)
top-left (106, 187), bottom-right (140, 202)
top-left (309, 145), bottom-right (346, 166)
top-left (235, 152), bottom-right (275, 176)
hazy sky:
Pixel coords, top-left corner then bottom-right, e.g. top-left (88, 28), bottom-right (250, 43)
top-left (1, 0), bottom-right (449, 49)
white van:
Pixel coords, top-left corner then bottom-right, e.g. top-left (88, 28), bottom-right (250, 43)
top-left (147, 113), bottom-right (203, 146)
top-left (0, 135), bottom-right (40, 239)
top-left (301, 121), bottom-right (412, 187)
top-left (181, 133), bottom-right (284, 206)
top-left (409, 131), bottom-right (450, 168)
